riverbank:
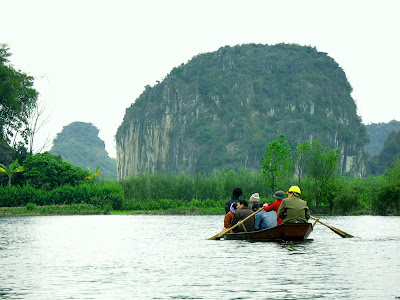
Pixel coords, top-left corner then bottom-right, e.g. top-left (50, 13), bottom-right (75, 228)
top-left (0, 204), bottom-right (107, 216)
top-left (0, 205), bottom-right (224, 216)
top-left (0, 205), bottom-right (383, 217)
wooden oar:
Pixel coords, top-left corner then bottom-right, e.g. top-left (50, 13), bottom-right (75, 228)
top-left (310, 215), bottom-right (353, 238)
top-left (208, 207), bottom-right (263, 240)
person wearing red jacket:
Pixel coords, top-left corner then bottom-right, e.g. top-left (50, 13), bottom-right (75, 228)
top-left (223, 202), bottom-right (237, 230)
top-left (263, 190), bottom-right (286, 225)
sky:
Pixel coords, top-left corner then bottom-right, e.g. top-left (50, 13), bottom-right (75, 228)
top-left (1, 0), bottom-right (399, 158)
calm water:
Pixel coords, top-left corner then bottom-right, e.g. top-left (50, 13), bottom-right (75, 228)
top-left (0, 215), bottom-right (399, 299)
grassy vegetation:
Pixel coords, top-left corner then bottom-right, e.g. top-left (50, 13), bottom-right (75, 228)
top-left (0, 203), bottom-right (106, 216)
top-left (1, 161), bottom-right (400, 217)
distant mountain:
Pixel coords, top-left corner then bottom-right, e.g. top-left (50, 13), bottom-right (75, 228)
top-left (116, 43), bottom-right (368, 179)
top-left (365, 120), bottom-right (400, 157)
top-left (50, 122), bottom-right (117, 180)
top-left (369, 129), bottom-right (400, 175)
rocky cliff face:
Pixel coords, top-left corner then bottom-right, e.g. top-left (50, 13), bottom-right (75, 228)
top-left (116, 43), bottom-right (367, 179)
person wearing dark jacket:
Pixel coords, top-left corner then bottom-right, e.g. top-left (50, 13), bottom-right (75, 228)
top-left (230, 199), bottom-right (255, 232)
top-left (224, 187), bottom-right (242, 214)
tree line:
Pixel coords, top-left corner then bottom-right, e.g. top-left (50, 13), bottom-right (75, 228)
top-left (0, 147), bottom-right (399, 215)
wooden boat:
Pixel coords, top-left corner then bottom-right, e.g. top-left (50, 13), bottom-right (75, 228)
top-left (222, 223), bottom-right (313, 241)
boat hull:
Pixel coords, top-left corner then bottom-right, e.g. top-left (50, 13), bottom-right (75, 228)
top-left (223, 223), bottom-right (312, 241)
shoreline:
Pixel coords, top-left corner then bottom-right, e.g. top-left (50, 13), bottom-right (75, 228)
top-left (0, 205), bottom-right (386, 217)
top-left (0, 205), bottom-right (224, 216)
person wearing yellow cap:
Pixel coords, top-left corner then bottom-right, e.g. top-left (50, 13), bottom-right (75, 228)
top-left (277, 186), bottom-right (310, 224)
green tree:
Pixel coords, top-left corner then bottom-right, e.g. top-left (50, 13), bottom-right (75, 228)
top-left (261, 134), bottom-right (293, 194)
top-left (22, 152), bottom-right (88, 189)
top-left (300, 140), bottom-right (339, 209)
top-left (293, 142), bottom-right (310, 186)
top-left (0, 44), bottom-right (38, 146)
top-left (374, 159), bottom-right (400, 214)
top-left (0, 159), bottom-right (24, 186)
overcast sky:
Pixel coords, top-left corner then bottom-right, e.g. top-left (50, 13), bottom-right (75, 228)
top-left (1, 0), bottom-right (399, 158)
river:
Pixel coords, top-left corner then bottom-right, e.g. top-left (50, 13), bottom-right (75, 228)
top-left (0, 215), bottom-right (399, 299)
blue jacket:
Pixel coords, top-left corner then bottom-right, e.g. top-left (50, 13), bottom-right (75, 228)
top-left (255, 210), bottom-right (277, 230)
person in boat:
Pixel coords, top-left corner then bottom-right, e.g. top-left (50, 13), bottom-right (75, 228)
top-left (230, 199), bottom-right (255, 233)
top-left (277, 186), bottom-right (310, 224)
top-left (223, 202), bottom-right (237, 230)
top-left (254, 201), bottom-right (277, 230)
top-left (263, 190), bottom-right (286, 225)
top-left (249, 193), bottom-right (260, 212)
top-left (224, 187), bottom-right (242, 214)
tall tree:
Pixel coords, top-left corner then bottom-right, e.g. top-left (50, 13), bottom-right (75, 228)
top-left (261, 134), bottom-right (293, 195)
top-left (300, 140), bottom-right (339, 209)
top-left (0, 44), bottom-right (38, 147)
top-left (293, 142), bottom-right (310, 186)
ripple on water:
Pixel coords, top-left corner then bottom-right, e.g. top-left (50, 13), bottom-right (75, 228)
top-left (0, 215), bottom-right (399, 299)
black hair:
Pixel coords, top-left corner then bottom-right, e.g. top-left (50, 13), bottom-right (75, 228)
top-left (232, 187), bottom-right (242, 199)
top-left (251, 202), bottom-right (261, 212)
top-left (238, 199), bottom-right (248, 207)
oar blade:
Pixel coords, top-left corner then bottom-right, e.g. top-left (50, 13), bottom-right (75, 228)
top-left (329, 226), bottom-right (353, 238)
top-left (208, 232), bottom-right (223, 240)
top-left (208, 227), bottom-right (231, 240)
top-left (311, 215), bottom-right (353, 238)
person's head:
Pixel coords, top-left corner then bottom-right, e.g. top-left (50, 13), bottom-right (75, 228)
top-left (286, 186), bottom-right (301, 198)
top-left (249, 193), bottom-right (260, 203)
top-left (251, 202), bottom-right (261, 211)
top-left (232, 187), bottom-right (242, 199)
top-left (237, 199), bottom-right (248, 209)
top-left (273, 190), bottom-right (286, 200)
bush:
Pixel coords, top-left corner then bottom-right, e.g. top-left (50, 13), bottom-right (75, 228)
top-left (22, 152), bottom-right (88, 189)
top-left (26, 202), bottom-right (37, 211)
top-left (0, 185), bottom-right (47, 207)
top-left (122, 198), bottom-right (223, 212)
top-left (0, 181), bottom-right (125, 210)
top-left (369, 160), bottom-right (400, 215)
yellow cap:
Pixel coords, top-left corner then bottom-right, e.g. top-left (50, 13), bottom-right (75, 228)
top-left (287, 185), bottom-right (301, 195)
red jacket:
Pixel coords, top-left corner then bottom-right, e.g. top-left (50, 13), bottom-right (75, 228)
top-left (263, 199), bottom-right (283, 225)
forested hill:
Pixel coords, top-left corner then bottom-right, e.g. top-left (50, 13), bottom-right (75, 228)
top-left (365, 120), bottom-right (400, 156)
top-left (369, 129), bottom-right (400, 175)
top-left (50, 122), bottom-right (117, 180)
top-left (116, 43), bottom-right (368, 178)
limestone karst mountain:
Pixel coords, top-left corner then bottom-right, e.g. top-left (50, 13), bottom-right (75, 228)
top-left (116, 43), bottom-right (368, 179)
top-left (50, 122), bottom-right (117, 180)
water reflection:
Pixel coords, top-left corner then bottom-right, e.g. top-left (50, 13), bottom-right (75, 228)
top-left (277, 239), bottom-right (314, 253)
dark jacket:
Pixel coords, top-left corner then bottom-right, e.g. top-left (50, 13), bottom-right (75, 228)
top-left (277, 196), bottom-right (310, 224)
top-left (230, 207), bottom-right (255, 232)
